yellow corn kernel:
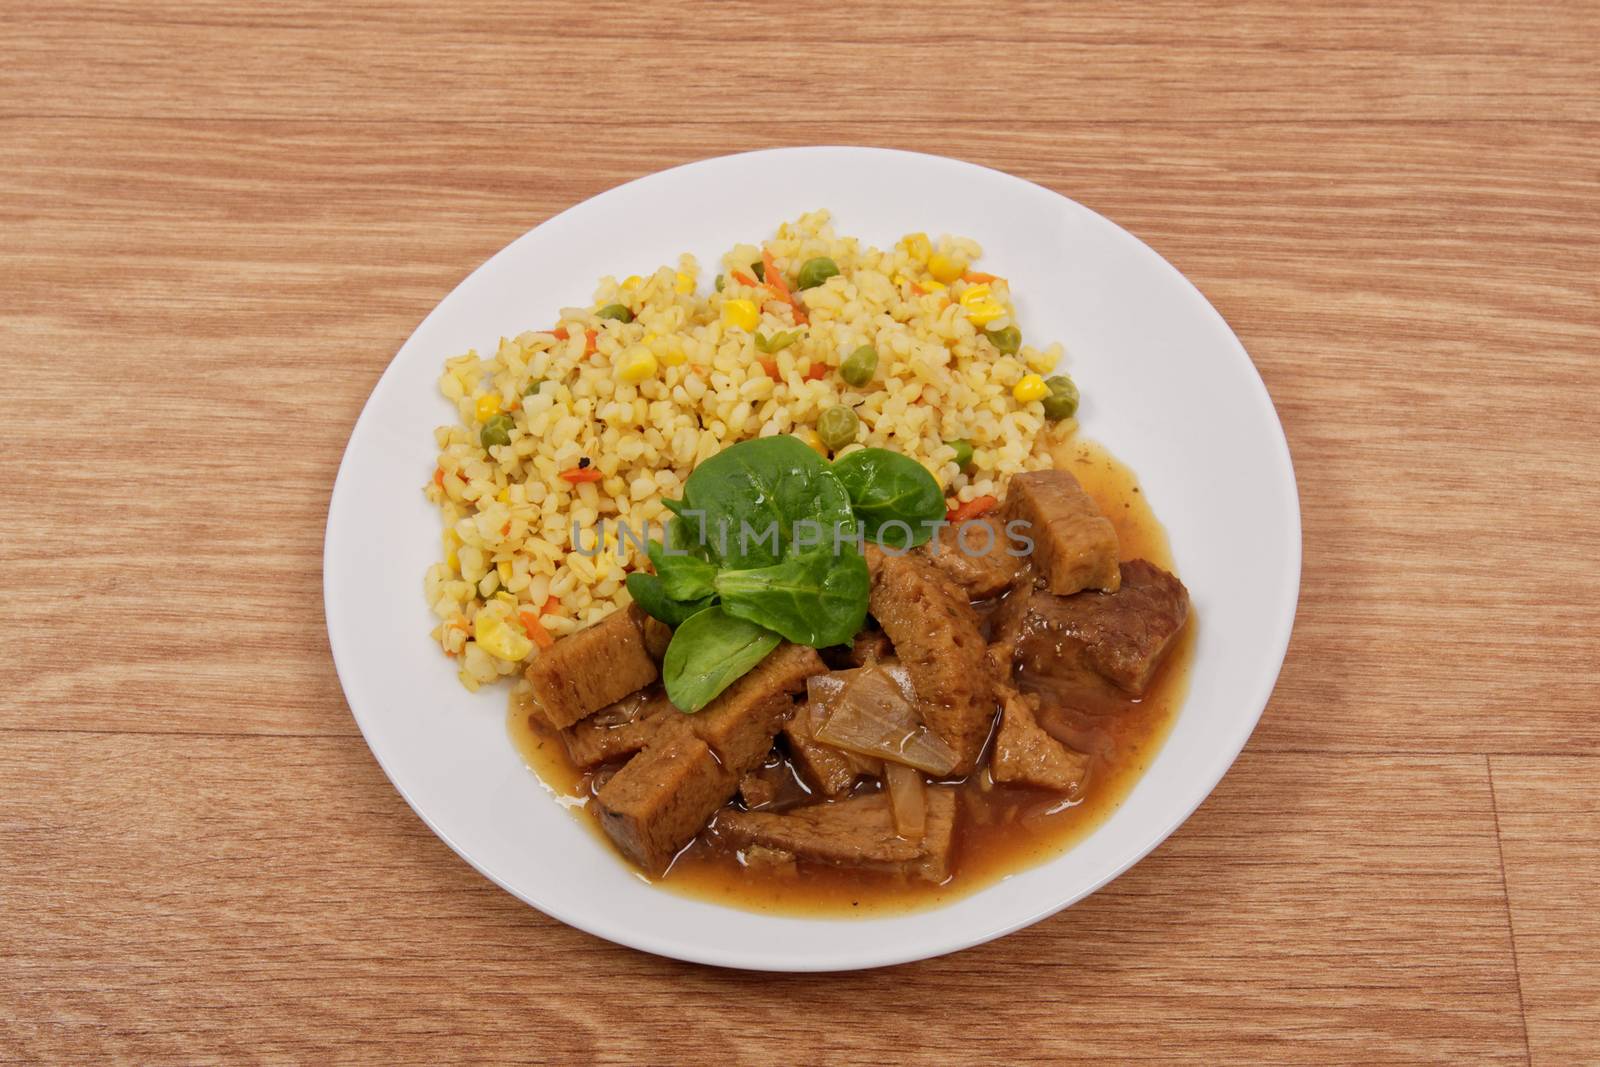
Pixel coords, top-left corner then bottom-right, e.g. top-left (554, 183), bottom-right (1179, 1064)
top-left (658, 338), bottom-right (687, 366)
top-left (474, 610), bottom-right (532, 661)
top-left (928, 252), bottom-right (966, 284)
top-left (616, 344), bottom-right (659, 383)
top-left (960, 283), bottom-right (1004, 326)
top-left (901, 232), bottom-right (932, 263)
top-left (722, 298), bottom-right (760, 332)
top-left (892, 273), bottom-right (909, 287)
top-left (496, 487), bottom-right (510, 503)
top-left (1013, 373), bottom-right (1049, 403)
top-left (673, 271), bottom-right (694, 294)
top-left (800, 429), bottom-right (828, 456)
top-left (474, 394), bottom-right (502, 422)
top-left (919, 278), bottom-right (947, 292)
top-left (445, 550), bottom-right (460, 571)
top-left (966, 300), bottom-right (1004, 326)
top-left (622, 275), bottom-right (643, 291)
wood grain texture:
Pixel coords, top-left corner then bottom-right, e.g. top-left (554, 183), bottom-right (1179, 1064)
top-left (0, 740), bottom-right (1529, 1064)
top-left (1490, 759), bottom-right (1600, 1064)
top-left (3, 1), bottom-right (1597, 122)
top-left (2, 1), bottom-right (1596, 1062)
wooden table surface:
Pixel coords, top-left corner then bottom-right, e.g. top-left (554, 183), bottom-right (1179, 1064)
top-left (4, 2), bottom-right (1597, 1062)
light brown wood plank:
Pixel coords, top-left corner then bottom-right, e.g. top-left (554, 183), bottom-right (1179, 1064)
top-left (1491, 757), bottom-right (1600, 1065)
top-left (0, 737), bottom-right (1525, 1063)
top-left (1, 0), bottom-right (1595, 123)
top-left (2, 118), bottom-right (1595, 753)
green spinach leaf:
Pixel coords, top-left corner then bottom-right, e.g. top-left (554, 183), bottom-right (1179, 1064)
top-left (715, 546), bottom-right (870, 648)
top-left (647, 540), bottom-right (717, 601)
top-left (830, 447), bottom-right (946, 549)
top-left (661, 606), bottom-right (781, 712)
top-left (678, 435), bottom-right (854, 569)
top-left (624, 572), bottom-right (713, 628)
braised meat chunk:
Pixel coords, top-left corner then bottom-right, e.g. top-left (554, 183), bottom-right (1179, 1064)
top-left (866, 548), bottom-right (996, 775)
top-left (713, 789), bottom-right (957, 882)
top-left (687, 644), bottom-right (824, 768)
top-left (1000, 470), bottom-right (1121, 596)
top-left (525, 604), bottom-right (660, 730)
top-left (921, 515), bottom-right (1024, 599)
top-left (995, 559), bottom-right (1190, 697)
top-left (592, 728), bottom-right (732, 875)
top-left (593, 643), bottom-right (820, 873)
top-left (738, 771), bottom-right (782, 811)
top-left (560, 686), bottom-right (676, 768)
top-left (992, 691), bottom-right (1090, 793)
top-left (847, 626), bottom-right (894, 667)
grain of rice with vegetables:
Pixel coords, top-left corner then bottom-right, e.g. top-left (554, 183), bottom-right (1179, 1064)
top-left (422, 211), bottom-right (1078, 691)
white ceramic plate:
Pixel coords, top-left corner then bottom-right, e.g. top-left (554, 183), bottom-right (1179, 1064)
top-left (324, 146), bottom-right (1300, 971)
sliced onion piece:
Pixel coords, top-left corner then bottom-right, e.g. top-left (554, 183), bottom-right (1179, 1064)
top-left (884, 761), bottom-right (926, 842)
top-left (805, 670), bottom-right (856, 713)
top-left (814, 665), bottom-right (960, 776)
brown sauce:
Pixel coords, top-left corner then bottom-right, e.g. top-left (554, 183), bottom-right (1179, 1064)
top-left (508, 436), bottom-right (1194, 916)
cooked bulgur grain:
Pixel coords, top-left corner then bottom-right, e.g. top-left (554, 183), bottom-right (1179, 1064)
top-left (423, 212), bottom-right (1075, 690)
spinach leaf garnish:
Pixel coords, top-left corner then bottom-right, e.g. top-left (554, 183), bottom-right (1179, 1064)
top-left (715, 547), bottom-right (869, 648)
top-left (647, 540), bottom-right (717, 601)
top-left (629, 435), bottom-right (950, 712)
top-left (830, 447), bottom-right (946, 550)
top-left (661, 606), bottom-right (782, 713)
top-left (677, 434), bottom-right (854, 570)
top-left (624, 572), bottom-right (713, 628)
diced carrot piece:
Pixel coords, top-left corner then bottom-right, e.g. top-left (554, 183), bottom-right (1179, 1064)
top-left (559, 466), bottom-right (604, 484)
top-left (760, 250), bottom-right (786, 296)
top-left (432, 468), bottom-right (445, 488)
top-left (758, 357), bottom-right (781, 381)
top-left (540, 596), bottom-right (560, 615)
top-left (519, 610), bottom-right (555, 650)
top-left (802, 363), bottom-right (828, 381)
top-left (761, 248), bottom-right (808, 325)
top-left (731, 270), bottom-right (759, 288)
top-left (945, 495), bottom-right (999, 523)
top-left (961, 271), bottom-right (1000, 284)
top-left (550, 327), bottom-right (570, 340)
top-left (583, 329), bottom-right (598, 356)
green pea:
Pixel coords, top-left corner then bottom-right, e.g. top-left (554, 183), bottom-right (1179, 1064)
top-left (839, 344), bottom-right (878, 387)
top-left (715, 274), bottom-right (725, 292)
top-left (947, 438), bottom-right (975, 469)
top-left (596, 303), bottom-right (634, 323)
top-left (985, 324), bottom-right (1021, 355)
top-left (1041, 375), bottom-right (1080, 421)
top-left (797, 257), bottom-right (840, 290)
top-left (480, 413), bottom-right (516, 449)
top-left (756, 329), bottom-right (800, 354)
top-left (750, 260), bottom-right (766, 282)
top-left (524, 379), bottom-right (544, 397)
top-left (816, 405), bottom-right (860, 452)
